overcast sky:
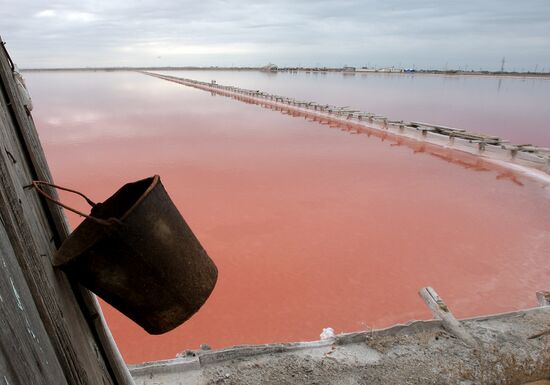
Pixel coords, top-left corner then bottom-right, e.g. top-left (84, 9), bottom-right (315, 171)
top-left (1, 0), bottom-right (549, 70)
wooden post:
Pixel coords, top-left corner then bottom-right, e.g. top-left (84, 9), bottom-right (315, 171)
top-left (536, 291), bottom-right (550, 306)
top-left (418, 287), bottom-right (477, 347)
top-left (0, 36), bottom-right (134, 385)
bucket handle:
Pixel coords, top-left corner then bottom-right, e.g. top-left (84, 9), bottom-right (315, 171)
top-left (31, 180), bottom-right (120, 226)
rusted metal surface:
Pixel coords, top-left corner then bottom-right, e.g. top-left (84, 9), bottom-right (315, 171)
top-left (53, 175), bottom-right (218, 334)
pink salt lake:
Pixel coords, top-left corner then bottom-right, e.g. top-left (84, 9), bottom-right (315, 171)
top-left (24, 71), bottom-right (550, 363)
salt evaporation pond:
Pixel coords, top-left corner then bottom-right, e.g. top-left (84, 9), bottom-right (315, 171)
top-left (154, 70), bottom-right (550, 147)
top-left (24, 71), bottom-right (550, 364)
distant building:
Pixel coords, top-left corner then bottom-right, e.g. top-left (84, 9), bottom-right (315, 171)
top-left (356, 67), bottom-right (377, 73)
top-left (378, 67), bottom-right (403, 73)
top-left (343, 66), bottom-right (356, 72)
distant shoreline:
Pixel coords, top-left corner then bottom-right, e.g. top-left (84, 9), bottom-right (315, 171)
top-left (20, 67), bottom-right (550, 80)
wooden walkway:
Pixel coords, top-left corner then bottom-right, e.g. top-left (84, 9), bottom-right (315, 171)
top-left (142, 72), bottom-right (550, 181)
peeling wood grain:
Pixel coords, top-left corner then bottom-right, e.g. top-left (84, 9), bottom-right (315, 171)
top-left (0, 36), bottom-right (133, 385)
top-left (536, 291), bottom-right (550, 307)
top-left (418, 286), bottom-right (478, 347)
top-left (0, 186), bottom-right (68, 385)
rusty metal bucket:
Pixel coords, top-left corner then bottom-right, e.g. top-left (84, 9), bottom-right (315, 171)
top-left (33, 175), bottom-right (218, 334)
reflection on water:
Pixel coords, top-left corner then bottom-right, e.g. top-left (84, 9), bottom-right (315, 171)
top-left (155, 70), bottom-right (550, 147)
top-left (24, 71), bottom-right (550, 364)
top-left (208, 86), bottom-right (527, 186)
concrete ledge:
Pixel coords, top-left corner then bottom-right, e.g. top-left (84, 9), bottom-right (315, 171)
top-left (130, 356), bottom-right (200, 377)
top-left (130, 307), bottom-right (550, 385)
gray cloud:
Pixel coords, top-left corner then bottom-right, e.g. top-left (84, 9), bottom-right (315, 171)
top-left (1, 0), bottom-right (549, 69)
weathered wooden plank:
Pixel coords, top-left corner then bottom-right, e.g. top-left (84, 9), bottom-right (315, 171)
top-left (0, 62), bottom-right (110, 385)
top-left (0, 205), bottom-right (69, 385)
top-left (84, 295), bottom-right (137, 385)
top-left (536, 291), bottom-right (550, 307)
top-left (410, 121), bottom-right (467, 132)
top-left (0, 37), bottom-right (133, 385)
top-left (418, 287), bottom-right (478, 346)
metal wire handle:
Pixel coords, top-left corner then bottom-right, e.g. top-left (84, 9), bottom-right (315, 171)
top-left (31, 180), bottom-right (119, 226)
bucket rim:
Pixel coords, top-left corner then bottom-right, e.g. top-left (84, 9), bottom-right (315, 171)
top-left (120, 174), bottom-right (160, 221)
top-left (53, 175), bottom-right (161, 267)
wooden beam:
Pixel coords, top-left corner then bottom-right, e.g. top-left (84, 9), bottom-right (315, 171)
top-left (418, 287), bottom-right (477, 347)
top-left (0, 36), bottom-right (133, 385)
top-left (536, 291), bottom-right (550, 307)
top-left (0, 198), bottom-right (69, 385)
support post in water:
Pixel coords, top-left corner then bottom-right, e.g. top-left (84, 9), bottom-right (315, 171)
top-left (418, 287), bottom-right (478, 347)
top-left (536, 291), bottom-right (550, 307)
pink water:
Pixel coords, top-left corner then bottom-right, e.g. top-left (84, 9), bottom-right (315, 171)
top-left (25, 71), bottom-right (550, 364)
top-left (155, 70), bottom-right (550, 147)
